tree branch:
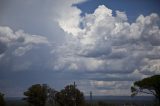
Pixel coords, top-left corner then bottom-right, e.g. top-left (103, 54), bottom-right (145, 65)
top-left (149, 90), bottom-right (156, 96)
top-left (139, 89), bottom-right (156, 96)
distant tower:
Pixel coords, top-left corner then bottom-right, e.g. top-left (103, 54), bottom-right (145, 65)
top-left (90, 91), bottom-right (92, 106)
top-left (74, 81), bottom-right (76, 88)
top-left (74, 82), bottom-right (76, 106)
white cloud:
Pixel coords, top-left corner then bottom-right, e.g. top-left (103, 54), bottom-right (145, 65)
top-left (0, 26), bottom-right (49, 56)
top-left (57, 6), bottom-right (82, 36)
top-left (52, 5), bottom-right (160, 95)
top-left (52, 0), bottom-right (87, 36)
top-left (13, 45), bottom-right (33, 56)
top-left (0, 26), bottom-right (51, 71)
top-left (1, 0), bottom-right (160, 96)
top-left (116, 10), bottom-right (128, 21)
top-left (90, 80), bottom-right (132, 90)
top-left (56, 5), bottom-right (160, 75)
top-left (140, 59), bottom-right (160, 75)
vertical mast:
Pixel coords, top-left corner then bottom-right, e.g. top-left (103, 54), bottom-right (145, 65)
top-left (74, 82), bottom-right (76, 106)
top-left (90, 91), bottom-right (92, 106)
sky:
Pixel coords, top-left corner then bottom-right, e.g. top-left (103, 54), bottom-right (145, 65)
top-left (0, 0), bottom-right (160, 97)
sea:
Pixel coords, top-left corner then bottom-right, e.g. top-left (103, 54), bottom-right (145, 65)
top-left (5, 96), bottom-right (156, 106)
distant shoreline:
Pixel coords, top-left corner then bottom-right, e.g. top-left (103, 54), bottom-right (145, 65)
top-left (4, 96), bottom-right (155, 106)
top-left (5, 95), bottom-right (155, 100)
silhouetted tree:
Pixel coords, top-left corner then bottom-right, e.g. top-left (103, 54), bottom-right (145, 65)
top-left (55, 84), bottom-right (85, 106)
top-left (131, 75), bottom-right (160, 102)
top-left (98, 101), bottom-right (106, 106)
top-left (24, 84), bottom-right (49, 106)
top-left (47, 88), bottom-right (58, 106)
top-left (0, 92), bottom-right (5, 106)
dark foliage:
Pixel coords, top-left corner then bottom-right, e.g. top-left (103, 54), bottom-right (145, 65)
top-left (23, 84), bottom-right (48, 106)
top-left (131, 75), bottom-right (160, 102)
top-left (55, 84), bottom-right (85, 106)
top-left (47, 88), bottom-right (58, 106)
top-left (0, 92), bottom-right (5, 106)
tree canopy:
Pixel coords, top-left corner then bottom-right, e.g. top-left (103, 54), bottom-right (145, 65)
top-left (131, 75), bottom-right (160, 102)
top-left (0, 92), bottom-right (5, 106)
top-left (55, 84), bottom-right (85, 106)
top-left (24, 84), bottom-right (49, 106)
top-left (47, 87), bottom-right (58, 106)
top-left (23, 83), bottom-right (85, 106)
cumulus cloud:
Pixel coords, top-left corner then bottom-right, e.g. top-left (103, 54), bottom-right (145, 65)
top-left (51, 4), bottom-right (160, 95)
top-left (90, 80), bottom-right (131, 90)
top-left (1, 0), bottom-right (160, 96)
top-left (55, 5), bottom-right (160, 75)
top-left (0, 26), bottom-right (49, 56)
top-left (0, 26), bottom-right (51, 72)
